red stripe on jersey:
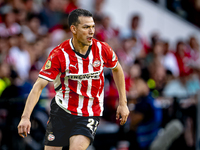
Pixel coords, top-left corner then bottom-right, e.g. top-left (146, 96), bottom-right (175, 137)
top-left (80, 80), bottom-right (89, 116)
top-left (83, 57), bottom-right (89, 73)
top-left (81, 97), bottom-right (89, 116)
top-left (81, 56), bottom-right (89, 97)
top-left (67, 51), bottom-right (79, 115)
top-left (81, 80), bottom-right (88, 96)
top-left (91, 79), bottom-right (100, 97)
top-left (68, 91), bottom-right (79, 116)
top-left (92, 97), bottom-right (101, 116)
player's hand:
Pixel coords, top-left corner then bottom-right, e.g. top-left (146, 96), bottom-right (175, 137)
top-left (17, 116), bottom-right (31, 138)
top-left (116, 104), bottom-right (130, 125)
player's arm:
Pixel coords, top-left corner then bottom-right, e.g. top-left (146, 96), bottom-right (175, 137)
top-left (112, 62), bottom-right (130, 125)
top-left (17, 77), bottom-right (49, 138)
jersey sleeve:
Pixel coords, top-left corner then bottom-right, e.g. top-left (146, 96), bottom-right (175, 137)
top-left (39, 50), bottom-right (61, 82)
top-left (102, 42), bottom-right (118, 69)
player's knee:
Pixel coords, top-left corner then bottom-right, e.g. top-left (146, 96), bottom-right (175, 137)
top-left (69, 144), bottom-right (88, 150)
top-left (70, 135), bottom-right (90, 150)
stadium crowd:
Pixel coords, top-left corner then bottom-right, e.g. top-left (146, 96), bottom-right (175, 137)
top-left (0, 0), bottom-right (200, 150)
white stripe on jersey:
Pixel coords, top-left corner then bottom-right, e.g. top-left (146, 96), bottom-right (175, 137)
top-left (87, 50), bottom-right (93, 98)
top-left (76, 54), bottom-right (83, 115)
top-left (76, 54), bottom-right (83, 95)
top-left (61, 48), bottom-right (70, 70)
top-left (54, 72), bottom-right (61, 90)
top-left (99, 89), bottom-right (104, 116)
top-left (88, 97), bottom-right (94, 116)
top-left (38, 74), bottom-right (54, 82)
top-left (97, 42), bottom-right (104, 114)
top-left (77, 95), bottom-right (84, 116)
top-left (97, 42), bottom-right (104, 71)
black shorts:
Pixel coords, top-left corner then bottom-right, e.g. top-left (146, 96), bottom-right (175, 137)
top-left (44, 98), bottom-right (100, 147)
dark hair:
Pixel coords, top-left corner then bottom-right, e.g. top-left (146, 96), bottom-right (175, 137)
top-left (68, 9), bottom-right (93, 27)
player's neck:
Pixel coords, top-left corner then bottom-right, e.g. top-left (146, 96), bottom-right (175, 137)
top-left (72, 38), bottom-right (89, 55)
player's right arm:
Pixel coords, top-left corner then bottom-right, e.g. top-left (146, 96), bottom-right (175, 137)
top-left (17, 77), bottom-right (49, 138)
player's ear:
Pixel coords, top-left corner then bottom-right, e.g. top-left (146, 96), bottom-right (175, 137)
top-left (70, 25), bottom-right (77, 34)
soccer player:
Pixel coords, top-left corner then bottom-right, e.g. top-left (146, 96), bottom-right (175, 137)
top-left (17, 9), bottom-right (129, 150)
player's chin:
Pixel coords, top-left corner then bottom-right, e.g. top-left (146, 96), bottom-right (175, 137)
top-left (85, 41), bottom-right (92, 46)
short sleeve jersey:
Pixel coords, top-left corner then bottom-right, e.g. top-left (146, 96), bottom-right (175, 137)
top-left (39, 38), bottom-right (118, 116)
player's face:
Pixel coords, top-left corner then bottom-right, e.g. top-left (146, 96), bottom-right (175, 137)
top-left (75, 16), bottom-right (95, 46)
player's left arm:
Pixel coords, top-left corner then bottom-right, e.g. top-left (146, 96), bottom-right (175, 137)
top-left (112, 62), bottom-right (130, 125)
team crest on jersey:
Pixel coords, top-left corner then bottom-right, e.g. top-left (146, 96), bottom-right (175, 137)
top-left (45, 60), bottom-right (51, 70)
top-left (48, 133), bottom-right (55, 141)
top-left (93, 60), bottom-right (101, 67)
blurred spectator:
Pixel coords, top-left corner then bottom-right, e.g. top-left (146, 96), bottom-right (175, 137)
top-left (8, 34), bottom-right (31, 80)
top-left (148, 61), bottom-right (167, 98)
top-left (145, 40), bottom-right (164, 67)
top-left (10, 0), bottom-right (26, 10)
top-left (161, 41), bottom-right (180, 77)
top-left (120, 14), bottom-right (148, 59)
top-left (95, 15), bottom-right (119, 42)
top-left (48, 28), bottom-right (68, 49)
top-left (22, 13), bottom-right (47, 43)
top-left (128, 78), bottom-right (183, 150)
top-left (92, 0), bottom-right (105, 37)
top-left (128, 78), bottom-right (163, 150)
top-left (175, 41), bottom-right (192, 77)
top-left (0, 7), bottom-right (21, 38)
top-left (116, 37), bottom-right (137, 74)
top-left (39, 0), bottom-right (68, 29)
top-left (22, 0), bottom-right (41, 13)
top-left (65, 0), bottom-right (78, 14)
top-left (0, 37), bottom-right (10, 63)
top-left (93, 0), bottom-right (105, 18)
top-left (186, 36), bottom-right (200, 70)
top-left (163, 73), bottom-right (200, 99)
top-left (32, 36), bottom-right (51, 68)
top-left (14, 8), bottom-right (28, 26)
top-left (150, 32), bottom-right (160, 48)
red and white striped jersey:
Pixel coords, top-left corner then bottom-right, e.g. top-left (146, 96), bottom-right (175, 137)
top-left (39, 38), bottom-right (118, 116)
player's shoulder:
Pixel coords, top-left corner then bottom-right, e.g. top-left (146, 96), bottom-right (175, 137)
top-left (50, 39), bottom-right (71, 55)
top-left (92, 38), bottom-right (111, 50)
top-left (57, 39), bottom-right (71, 51)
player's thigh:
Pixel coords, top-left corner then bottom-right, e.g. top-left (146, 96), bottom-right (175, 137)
top-left (69, 135), bottom-right (90, 150)
top-left (44, 146), bottom-right (62, 150)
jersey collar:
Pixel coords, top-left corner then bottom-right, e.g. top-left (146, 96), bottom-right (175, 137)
top-left (69, 38), bottom-right (92, 59)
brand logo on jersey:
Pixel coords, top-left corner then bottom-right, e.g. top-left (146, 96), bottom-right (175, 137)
top-left (48, 134), bottom-right (55, 141)
top-left (70, 63), bottom-right (77, 69)
top-left (67, 71), bottom-right (101, 80)
top-left (45, 60), bottom-right (51, 70)
top-left (93, 60), bottom-right (101, 67)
